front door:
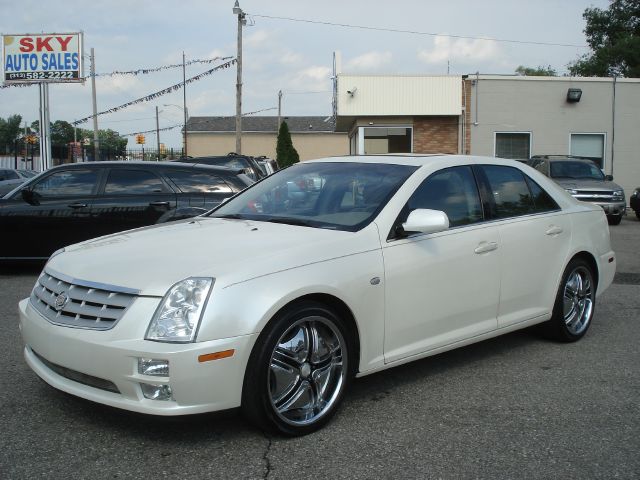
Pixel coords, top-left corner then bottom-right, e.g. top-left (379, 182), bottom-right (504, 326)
top-left (382, 166), bottom-right (501, 363)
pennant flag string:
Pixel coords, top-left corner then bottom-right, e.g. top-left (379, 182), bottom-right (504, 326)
top-left (120, 124), bottom-right (183, 137)
top-left (71, 59), bottom-right (236, 125)
top-left (0, 57), bottom-right (234, 88)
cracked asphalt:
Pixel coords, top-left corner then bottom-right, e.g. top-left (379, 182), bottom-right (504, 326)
top-left (1, 216), bottom-right (639, 479)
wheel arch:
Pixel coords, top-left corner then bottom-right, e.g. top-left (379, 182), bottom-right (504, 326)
top-left (570, 250), bottom-right (599, 291)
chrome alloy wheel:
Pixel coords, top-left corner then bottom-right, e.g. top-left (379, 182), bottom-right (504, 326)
top-left (562, 266), bottom-right (594, 336)
top-left (268, 316), bottom-right (346, 426)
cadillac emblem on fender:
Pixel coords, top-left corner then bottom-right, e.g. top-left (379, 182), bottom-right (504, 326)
top-left (54, 292), bottom-right (69, 311)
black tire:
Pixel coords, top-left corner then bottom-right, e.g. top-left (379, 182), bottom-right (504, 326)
top-left (540, 258), bottom-right (596, 342)
top-left (635, 210), bottom-right (640, 221)
top-left (241, 301), bottom-right (354, 436)
top-left (607, 214), bottom-right (622, 225)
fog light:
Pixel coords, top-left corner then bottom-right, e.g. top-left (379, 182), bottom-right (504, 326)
top-left (140, 383), bottom-right (173, 401)
top-left (138, 358), bottom-right (169, 376)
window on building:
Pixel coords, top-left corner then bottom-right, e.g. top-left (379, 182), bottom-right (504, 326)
top-left (363, 127), bottom-right (412, 154)
top-left (570, 133), bottom-right (605, 169)
top-left (495, 132), bottom-right (531, 160)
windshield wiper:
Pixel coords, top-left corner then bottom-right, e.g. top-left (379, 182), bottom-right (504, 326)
top-left (210, 213), bottom-right (246, 219)
top-left (264, 217), bottom-right (315, 227)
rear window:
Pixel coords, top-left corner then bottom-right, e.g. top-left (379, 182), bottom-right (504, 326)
top-left (164, 170), bottom-right (234, 193)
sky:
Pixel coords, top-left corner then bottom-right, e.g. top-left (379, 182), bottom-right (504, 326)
top-left (0, 0), bottom-right (610, 150)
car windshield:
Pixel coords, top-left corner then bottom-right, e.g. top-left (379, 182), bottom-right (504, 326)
top-left (550, 161), bottom-right (604, 180)
top-left (208, 162), bottom-right (417, 231)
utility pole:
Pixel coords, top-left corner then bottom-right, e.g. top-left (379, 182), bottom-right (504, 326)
top-left (90, 48), bottom-right (100, 161)
top-left (182, 52), bottom-right (188, 157)
top-left (233, 1), bottom-right (245, 154)
top-left (277, 90), bottom-right (282, 132)
top-left (155, 106), bottom-right (161, 161)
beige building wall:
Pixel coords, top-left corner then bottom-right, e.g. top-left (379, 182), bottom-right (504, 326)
top-left (187, 132), bottom-right (348, 161)
top-left (468, 76), bottom-right (640, 197)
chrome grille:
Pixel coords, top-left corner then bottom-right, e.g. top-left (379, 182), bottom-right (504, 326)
top-left (30, 270), bottom-right (137, 330)
top-left (573, 190), bottom-right (615, 202)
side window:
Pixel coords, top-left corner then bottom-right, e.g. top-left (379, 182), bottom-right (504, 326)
top-left (481, 165), bottom-right (533, 218)
top-left (164, 170), bottom-right (234, 194)
top-left (32, 169), bottom-right (99, 196)
top-left (534, 160), bottom-right (547, 175)
top-left (104, 169), bottom-right (168, 194)
top-left (525, 176), bottom-right (560, 213)
top-left (407, 166), bottom-right (483, 227)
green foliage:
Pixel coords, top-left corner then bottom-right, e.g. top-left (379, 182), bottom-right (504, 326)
top-left (0, 114), bottom-right (23, 153)
top-left (276, 121), bottom-right (299, 168)
top-left (50, 120), bottom-right (75, 145)
top-left (568, 0), bottom-right (640, 77)
top-left (515, 65), bottom-right (557, 76)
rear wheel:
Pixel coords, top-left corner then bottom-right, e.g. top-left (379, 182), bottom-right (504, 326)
top-left (242, 301), bottom-right (352, 436)
top-left (635, 210), bottom-right (640, 221)
top-left (541, 258), bottom-right (595, 342)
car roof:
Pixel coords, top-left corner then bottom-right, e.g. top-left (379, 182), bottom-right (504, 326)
top-left (305, 154), bottom-right (523, 168)
top-left (45, 161), bottom-right (245, 175)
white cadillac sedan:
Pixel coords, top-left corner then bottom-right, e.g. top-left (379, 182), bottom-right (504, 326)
top-left (19, 155), bottom-right (616, 436)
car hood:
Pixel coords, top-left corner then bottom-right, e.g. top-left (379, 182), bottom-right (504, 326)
top-left (553, 178), bottom-right (622, 191)
top-left (47, 217), bottom-right (381, 296)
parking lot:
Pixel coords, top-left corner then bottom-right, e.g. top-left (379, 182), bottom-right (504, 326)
top-left (1, 216), bottom-right (639, 480)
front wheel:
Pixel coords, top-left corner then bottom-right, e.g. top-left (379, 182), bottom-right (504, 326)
top-left (540, 258), bottom-right (596, 342)
top-left (242, 301), bottom-right (352, 436)
top-left (607, 214), bottom-right (622, 225)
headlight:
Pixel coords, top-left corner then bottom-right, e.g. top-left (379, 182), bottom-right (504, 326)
top-left (146, 277), bottom-right (214, 343)
top-left (613, 189), bottom-right (624, 199)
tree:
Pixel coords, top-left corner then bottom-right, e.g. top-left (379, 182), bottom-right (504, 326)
top-left (276, 121), bottom-right (299, 168)
top-left (515, 65), bottom-right (557, 76)
top-left (0, 114), bottom-right (23, 154)
top-left (50, 120), bottom-right (75, 145)
top-left (568, 0), bottom-right (640, 77)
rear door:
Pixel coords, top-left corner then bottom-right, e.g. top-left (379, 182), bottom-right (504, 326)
top-left (477, 165), bottom-right (571, 327)
top-left (163, 168), bottom-right (239, 211)
top-left (89, 167), bottom-right (177, 236)
top-left (0, 167), bottom-right (100, 258)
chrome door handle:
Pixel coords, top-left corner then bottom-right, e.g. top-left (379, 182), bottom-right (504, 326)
top-left (149, 201), bottom-right (170, 207)
top-left (546, 226), bottom-right (563, 236)
top-left (474, 241), bottom-right (498, 254)
top-left (68, 202), bottom-right (88, 209)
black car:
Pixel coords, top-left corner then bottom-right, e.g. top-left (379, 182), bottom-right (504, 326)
top-left (630, 188), bottom-right (640, 220)
top-left (0, 161), bottom-right (253, 260)
top-left (176, 153), bottom-right (267, 181)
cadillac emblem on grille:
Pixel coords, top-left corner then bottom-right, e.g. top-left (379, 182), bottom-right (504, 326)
top-left (54, 292), bottom-right (69, 311)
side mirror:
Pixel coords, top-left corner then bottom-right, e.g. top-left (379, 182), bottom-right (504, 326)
top-left (402, 209), bottom-right (450, 235)
top-left (21, 188), bottom-right (37, 205)
top-left (605, 174), bottom-right (614, 181)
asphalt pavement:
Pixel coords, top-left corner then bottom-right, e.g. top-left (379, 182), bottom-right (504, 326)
top-left (1, 216), bottom-right (638, 479)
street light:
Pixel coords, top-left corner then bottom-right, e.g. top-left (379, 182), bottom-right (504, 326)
top-left (164, 103), bottom-right (189, 157)
top-left (233, 1), bottom-right (246, 154)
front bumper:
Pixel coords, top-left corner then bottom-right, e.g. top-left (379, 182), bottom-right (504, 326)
top-left (588, 200), bottom-right (626, 216)
top-left (19, 298), bottom-right (258, 415)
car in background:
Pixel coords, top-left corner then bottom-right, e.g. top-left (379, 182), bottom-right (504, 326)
top-left (176, 154), bottom-right (267, 182)
top-left (0, 168), bottom-right (38, 196)
top-left (0, 161), bottom-right (253, 260)
top-left (18, 155), bottom-right (615, 435)
top-left (630, 188), bottom-right (640, 220)
top-left (533, 156), bottom-right (626, 225)
top-left (255, 157), bottom-right (279, 176)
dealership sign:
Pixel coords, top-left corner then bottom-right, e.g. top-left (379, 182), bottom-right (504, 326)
top-left (2, 32), bottom-right (84, 83)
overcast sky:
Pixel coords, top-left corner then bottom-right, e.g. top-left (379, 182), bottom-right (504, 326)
top-left (0, 0), bottom-right (610, 150)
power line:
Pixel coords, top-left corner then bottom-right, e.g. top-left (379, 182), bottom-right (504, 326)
top-left (250, 13), bottom-right (588, 48)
